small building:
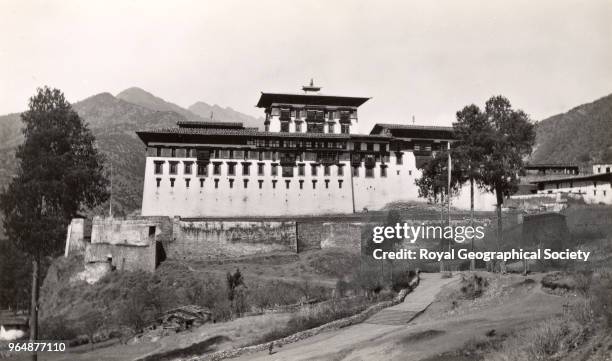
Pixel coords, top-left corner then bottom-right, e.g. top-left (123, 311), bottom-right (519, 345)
top-left (524, 163), bottom-right (579, 176)
top-left (592, 163), bottom-right (612, 175)
top-left (532, 172), bottom-right (612, 205)
top-left (0, 310), bottom-right (28, 334)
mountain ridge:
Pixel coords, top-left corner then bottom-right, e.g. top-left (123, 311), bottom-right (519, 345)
top-left (530, 93), bottom-right (612, 167)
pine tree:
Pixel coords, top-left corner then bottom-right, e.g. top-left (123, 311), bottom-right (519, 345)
top-left (0, 87), bottom-right (108, 359)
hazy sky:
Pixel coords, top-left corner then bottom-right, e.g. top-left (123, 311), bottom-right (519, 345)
top-left (1, 0), bottom-right (611, 132)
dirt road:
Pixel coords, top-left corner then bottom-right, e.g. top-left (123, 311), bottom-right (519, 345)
top-left (234, 273), bottom-right (566, 361)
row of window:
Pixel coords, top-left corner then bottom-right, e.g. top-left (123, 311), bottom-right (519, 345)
top-left (275, 122), bottom-right (350, 134)
top-left (154, 161), bottom-right (397, 178)
top-left (155, 177), bottom-right (347, 190)
top-left (270, 108), bottom-right (357, 121)
top-left (153, 142), bottom-right (393, 156)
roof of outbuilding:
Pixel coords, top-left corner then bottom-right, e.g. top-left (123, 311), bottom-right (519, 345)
top-left (177, 120), bottom-right (245, 129)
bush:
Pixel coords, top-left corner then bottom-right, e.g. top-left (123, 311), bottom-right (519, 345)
top-left (39, 316), bottom-right (79, 341)
top-left (391, 270), bottom-right (417, 292)
top-left (459, 274), bottom-right (488, 299)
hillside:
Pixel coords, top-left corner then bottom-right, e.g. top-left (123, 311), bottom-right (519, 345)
top-left (530, 93), bottom-right (612, 167)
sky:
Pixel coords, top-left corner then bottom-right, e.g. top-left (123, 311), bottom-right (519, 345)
top-left (1, 0), bottom-right (611, 133)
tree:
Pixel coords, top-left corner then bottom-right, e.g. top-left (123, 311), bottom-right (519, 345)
top-left (0, 87), bottom-right (108, 359)
top-left (480, 96), bottom-right (536, 271)
top-left (415, 150), bottom-right (466, 205)
top-left (226, 268), bottom-right (246, 315)
top-left (453, 104), bottom-right (495, 270)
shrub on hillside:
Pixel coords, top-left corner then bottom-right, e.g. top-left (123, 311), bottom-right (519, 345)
top-left (391, 270), bottom-right (417, 292)
top-left (459, 274), bottom-right (488, 299)
top-left (39, 316), bottom-right (78, 341)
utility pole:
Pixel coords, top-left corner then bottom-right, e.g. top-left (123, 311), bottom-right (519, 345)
top-left (108, 163), bottom-right (113, 218)
top-left (447, 141), bottom-right (452, 238)
top-left (350, 162), bottom-right (356, 213)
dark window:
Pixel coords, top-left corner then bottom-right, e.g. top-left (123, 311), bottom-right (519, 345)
top-left (325, 179), bottom-right (330, 189)
top-left (312, 180), bottom-right (317, 189)
top-left (272, 180), bottom-right (277, 189)
top-left (381, 165), bottom-right (387, 177)
top-left (229, 179), bottom-right (234, 188)
top-left (607, 167), bottom-right (611, 173)
top-left (352, 166), bottom-right (359, 177)
top-left (197, 163), bottom-right (208, 176)
top-left (213, 163), bottom-right (221, 175)
top-left (365, 168), bottom-right (374, 178)
top-left (169, 162), bottom-right (178, 175)
top-left (408, 170), bottom-right (412, 176)
top-left (328, 123), bottom-right (335, 133)
top-left (396, 152), bottom-right (403, 165)
top-left (324, 165), bottom-right (330, 176)
top-left (338, 180), bottom-right (343, 188)
top-left (307, 122), bottom-right (324, 133)
top-left (184, 162), bottom-right (192, 175)
top-left (200, 178), bottom-right (205, 187)
top-left (295, 122), bottom-right (302, 132)
top-left (285, 180), bottom-right (290, 189)
top-left (156, 178), bottom-right (161, 187)
top-left (311, 164), bottom-right (318, 176)
top-left (258, 163), bottom-right (265, 176)
top-left (185, 178), bottom-right (190, 187)
top-left (280, 109), bottom-right (291, 121)
top-left (242, 163), bottom-right (250, 176)
top-left (214, 179), bottom-right (219, 188)
top-left (280, 122), bottom-right (290, 132)
top-left (228, 163), bottom-right (236, 176)
top-left (271, 164), bottom-right (278, 176)
top-left (299, 180), bottom-right (304, 189)
top-left (154, 162), bottom-right (164, 174)
top-left (171, 148), bottom-right (176, 157)
top-left (337, 165), bottom-right (344, 176)
top-left (243, 179), bottom-right (248, 188)
top-left (170, 178), bottom-right (175, 187)
top-left (341, 124), bottom-right (350, 134)
top-left (367, 143), bottom-right (374, 151)
top-left (282, 166), bottom-right (294, 177)
top-left (258, 180), bottom-right (263, 189)
top-left (298, 164), bottom-right (305, 176)
top-left (264, 123), bottom-right (270, 132)
top-left (156, 147), bottom-right (162, 157)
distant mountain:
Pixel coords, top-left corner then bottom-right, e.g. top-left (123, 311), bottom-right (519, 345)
top-left (0, 88), bottom-right (264, 215)
top-left (117, 87), bottom-right (203, 121)
top-left (116, 87), bottom-right (264, 129)
top-left (189, 101), bottom-right (264, 129)
top-left (530, 93), bottom-right (612, 168)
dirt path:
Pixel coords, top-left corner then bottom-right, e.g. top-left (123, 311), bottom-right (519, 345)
top-left (234, 273), bottom-right (567, 361)
top-left (365, 273), bottom-right (457, 325)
